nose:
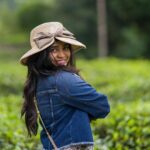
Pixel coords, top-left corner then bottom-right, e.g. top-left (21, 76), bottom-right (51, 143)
top-left (57, 49), bottom-right (65, 58)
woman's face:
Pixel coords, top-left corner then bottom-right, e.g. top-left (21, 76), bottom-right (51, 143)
top-left (49, 41), bottom-right (71, 66)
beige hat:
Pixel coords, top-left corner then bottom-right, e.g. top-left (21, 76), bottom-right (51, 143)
top-left (20, 22), bottom-right (86, 65)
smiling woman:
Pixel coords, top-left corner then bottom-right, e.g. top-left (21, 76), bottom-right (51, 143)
top-left (49, 41), bottom-right (71, 66)
top-left (19, 22), bottom-right (110, 150)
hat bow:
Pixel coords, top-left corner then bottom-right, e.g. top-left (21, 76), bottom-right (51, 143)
top-left (33, 29), bottom-right (75, 49)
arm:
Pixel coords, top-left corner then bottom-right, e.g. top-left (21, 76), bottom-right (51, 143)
top-left (56, 71), bottom-right (110, 119)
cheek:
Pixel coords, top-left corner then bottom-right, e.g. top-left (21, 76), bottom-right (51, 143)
top-left (67, 51), bottom-right (71, 59)
top-left (48, 53), bottom-right (52, 61)
top-left (49, 52), bottom-right (56, 60)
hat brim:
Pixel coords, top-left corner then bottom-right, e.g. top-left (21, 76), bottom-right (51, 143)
top-left (55, 37), bottom-right (86, 51)
top-left (20, 37), bottom-right (86, 65)
top-left (20, 47), bottom-right (42, 65)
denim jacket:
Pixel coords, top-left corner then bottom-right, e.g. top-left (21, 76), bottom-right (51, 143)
top-left (36, 70), bottom-right (110, 150)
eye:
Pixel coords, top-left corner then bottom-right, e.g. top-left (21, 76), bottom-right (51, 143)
top-left (64, 45), bottom-right (70, 51)
top-left (49, 47), bottom-right (57, 53)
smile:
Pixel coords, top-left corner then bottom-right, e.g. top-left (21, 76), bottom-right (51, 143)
top-left (56, 60), bottom-right (68, 66)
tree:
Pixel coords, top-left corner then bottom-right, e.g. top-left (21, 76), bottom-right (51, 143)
top-left (97, 0), bottom-right (108, 57)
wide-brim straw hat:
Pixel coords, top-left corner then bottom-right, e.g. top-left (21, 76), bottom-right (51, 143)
top-left (20, 22), bottom-right (86, 65)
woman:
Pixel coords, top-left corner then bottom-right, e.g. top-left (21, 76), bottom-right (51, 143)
top-left (20, 22), bottom-right (110, 150)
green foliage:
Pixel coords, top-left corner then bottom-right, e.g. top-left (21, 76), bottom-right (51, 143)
top-left (1, 0), bottom-right (150, 58)
top-left (17, 2), bottom-right (55, 33)
top-left (0, 95), bottom-right (42, 150)
top-left (0, 50), bottom-right (150, 149)
top-left (0, 50), bottom-right (26, 96)
top-left (78, 58), bottom-right (150, 102)
top-left (115, 26), bottom-right (148, 58)
top-left (0, 0), bottom-right (27, 45)
top-left (107, 0), bottom-right (150, 58)
top-left (92, 102), bottom-right (150, 149)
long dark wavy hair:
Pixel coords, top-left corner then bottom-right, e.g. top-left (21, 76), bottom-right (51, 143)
top-left (21, 44), bottom-right (79, 136)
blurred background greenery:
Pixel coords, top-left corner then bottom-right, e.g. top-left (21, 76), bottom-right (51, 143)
top-left (0, 0), bottom-right (150, 58)
top-left (0, 0), bottom-right (150, 149)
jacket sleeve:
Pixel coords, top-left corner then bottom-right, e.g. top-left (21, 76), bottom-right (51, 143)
top-left (56, 71), bottom-right (110, 119)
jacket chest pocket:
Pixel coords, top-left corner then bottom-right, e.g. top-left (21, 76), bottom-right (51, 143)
top-left (36, 89), bottom-right (65, 125)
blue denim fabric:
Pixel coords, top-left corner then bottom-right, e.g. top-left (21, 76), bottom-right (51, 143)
top-left (36, 71), bottom-right (110, 150)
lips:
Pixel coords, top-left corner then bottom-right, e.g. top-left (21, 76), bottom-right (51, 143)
top-left (56, 60), bottom-right (67, 66)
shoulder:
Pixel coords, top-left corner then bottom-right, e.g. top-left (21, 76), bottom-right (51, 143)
top-left (55, 70), bottom-right (86, 92)
top-left (56, 70), bottom-right (81, 84)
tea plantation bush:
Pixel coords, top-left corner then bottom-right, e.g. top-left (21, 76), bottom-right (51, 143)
top-left (0, 95), bottom-right (41, 150)
top-left (0, 50), bottom-right (150, 149)
top-left (92, 102), bottom-right (150, 150)
top-left (78, 58), bottom-right (150, 102)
